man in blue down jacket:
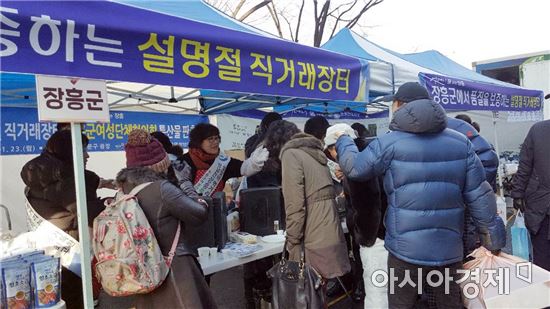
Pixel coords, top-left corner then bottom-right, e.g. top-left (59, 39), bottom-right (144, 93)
top-left (448, 115), bottom-right (499, 191)
top-left (447, 115), bottom-right (499, 257)
top-left (329, 82), bottom-right (506, 308)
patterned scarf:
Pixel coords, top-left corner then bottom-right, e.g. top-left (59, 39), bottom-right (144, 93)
top-left (188, 147), bottom-right (218, 170)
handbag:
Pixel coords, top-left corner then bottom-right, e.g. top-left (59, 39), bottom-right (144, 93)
top-left (267, 203), bottom-right (325, 308)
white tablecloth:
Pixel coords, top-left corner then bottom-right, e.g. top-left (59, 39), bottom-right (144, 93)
top-left (200, 221), bottom-right (348, 275)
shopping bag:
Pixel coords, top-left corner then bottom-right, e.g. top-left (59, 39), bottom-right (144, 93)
top-left (461, 247), bottom-right (550, 309)
top-left (511, 211), bottom-right (530, 261)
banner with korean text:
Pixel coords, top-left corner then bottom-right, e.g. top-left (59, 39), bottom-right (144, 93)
top-left (1, 1), bottom-right (368, 102)
top-left (0, 107), bottom-right (207, 155)
top-left (419, 73), bottom-right (544, 112)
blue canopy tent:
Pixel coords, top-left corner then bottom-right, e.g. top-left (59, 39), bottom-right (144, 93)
top-left (0, 1), bottom-right (370, 305)
top-left (323, 28), bottom-right (544, 115)
top-left (323, 28), bottom-right (545, 199)
top-left (1, 0), bottom-right (371, 114)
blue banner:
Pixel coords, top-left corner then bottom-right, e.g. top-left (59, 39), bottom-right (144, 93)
top-left (419, 73), bottom-right (544, 112)
top-left (1, 1), bottom-right (367, 102)
top-left (0, 107), bottom-right (207, 155)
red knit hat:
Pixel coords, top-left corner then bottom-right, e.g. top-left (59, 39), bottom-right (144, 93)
top-left (125, 129), bottom-right (170, 173)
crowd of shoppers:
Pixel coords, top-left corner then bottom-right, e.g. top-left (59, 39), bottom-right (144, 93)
top-left (23, 82), bottom-right (550, 309)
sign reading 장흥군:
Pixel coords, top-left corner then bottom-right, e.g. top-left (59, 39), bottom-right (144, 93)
top-left (35, 75), bottom-right (109, 123)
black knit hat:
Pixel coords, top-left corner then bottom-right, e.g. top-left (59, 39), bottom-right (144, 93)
top-left (188, 123), bottom-right (220, 149)
top-left (260, 112), bottom-right (282, 131)
top-left (45, 130), bottom-right (89, 163)
top-left (304, 116), bottom-right (330, 140)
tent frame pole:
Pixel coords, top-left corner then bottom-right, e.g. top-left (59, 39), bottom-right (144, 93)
top-left (70, 123), bottom-right (94, 308)
top-left (492, 112), bottom-right (505, 198)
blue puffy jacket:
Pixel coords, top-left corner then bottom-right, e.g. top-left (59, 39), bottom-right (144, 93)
top-left (447, 117), bottom-right (499, 191)
top-left (447, 117), bottom-right (500, 256)
top-left (336, 99), bottom-right (506, 266)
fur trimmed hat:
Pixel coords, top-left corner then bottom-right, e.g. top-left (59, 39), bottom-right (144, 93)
top-left (125, 129), bottom-right (170, 173)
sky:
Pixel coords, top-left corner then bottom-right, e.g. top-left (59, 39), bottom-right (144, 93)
top-left (362, 0), bottom-right (550, 67)
top-left (243, 0), bottom-right (550, 68)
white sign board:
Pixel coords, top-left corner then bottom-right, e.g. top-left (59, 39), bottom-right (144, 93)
top-left (36, 75), bottom-right (109, 123)
top-left (216, 114), bottom-right (260, 150)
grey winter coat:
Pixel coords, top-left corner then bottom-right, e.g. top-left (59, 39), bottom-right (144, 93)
top-left (512, 119), bottom-right (550, 235)
top-left (280, 133), bottom-right (350, 279)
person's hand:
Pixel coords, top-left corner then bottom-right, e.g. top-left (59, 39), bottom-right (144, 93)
top-left (251, 146), bottom-right (269, 164)
top-left (98, 178), bottom-right (117, 190)
top-left (335, 167), bottom-right (344, 181)
top-left (197, 198), bottom-right (209, 208)
top-left (241, 147), bottom-right (269, 176)
top-left (513, 198), bottom-right (526, 213)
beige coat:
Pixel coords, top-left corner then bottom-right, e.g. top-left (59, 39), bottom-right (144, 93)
top-left (280, 133), bottom-right (350, 279)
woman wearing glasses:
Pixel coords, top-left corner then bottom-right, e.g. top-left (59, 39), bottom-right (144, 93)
top-left (181, 123), bottom-right (268, 197)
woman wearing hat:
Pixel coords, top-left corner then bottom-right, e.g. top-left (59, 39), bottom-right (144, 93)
top-left (120, 129), bottom-right (217, 308)
top-left (181, 123), bottom-right (267, 197)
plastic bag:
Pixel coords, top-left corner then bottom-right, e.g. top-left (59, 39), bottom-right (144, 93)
top-left (511, 211), bottom-right (530, 261)
top-left (461, 247), bottom-right (550, 309)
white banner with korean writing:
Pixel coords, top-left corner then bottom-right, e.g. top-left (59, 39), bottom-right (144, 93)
top-left (36, 75), bottom-right (110, 123)
top-left (216, 114), bottom-right (261, 151)
top-left (26, 200), bottom-right (82, 277)
top-left (507, 111), bottom-right (544, 122)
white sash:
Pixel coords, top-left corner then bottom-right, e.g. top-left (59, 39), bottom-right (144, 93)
top-left (25, 200), bottom-right (82, 277)
top-left (327, 159), bottom-right (342, 183)
top-left (194, 153), bottom-right (231, 197)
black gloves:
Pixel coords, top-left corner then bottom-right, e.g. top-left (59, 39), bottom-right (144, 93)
top-left (513, 198), bottom-right (526, 212)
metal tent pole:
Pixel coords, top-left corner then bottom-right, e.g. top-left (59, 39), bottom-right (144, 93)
top-left (492, 112), bottom-right (505, 198)
top-left (70, 123), bottom-right (94, 308)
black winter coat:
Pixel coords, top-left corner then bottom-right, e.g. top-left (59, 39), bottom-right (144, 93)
top-left (20, 152), bottom-right (104, 240)
top-left (512, 120), bottom-right (550, 235)
top-left (342, 137), bottom-right (386, 247)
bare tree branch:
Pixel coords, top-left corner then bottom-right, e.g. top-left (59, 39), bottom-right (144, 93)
top-left (328, 0), bottom-right (355, 16)
top-left (313, 0), bottom-right (331, 47)
top-left (208, 0), bottom-right (384, 46)
top-left (280, 12), bottom-right (296, 41)
top-left (238, 0), bottom-right (272, 22)
top-left (345, 0), bottom-right (383, 29)
top-left (267, 1), bottom-right (283, 37)
top-left (294, 0), bottom-right (305, 42)
top-left (232, 0), bottom-right (246, 18)
top-left (328, 0), bottom-right (357, 39)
